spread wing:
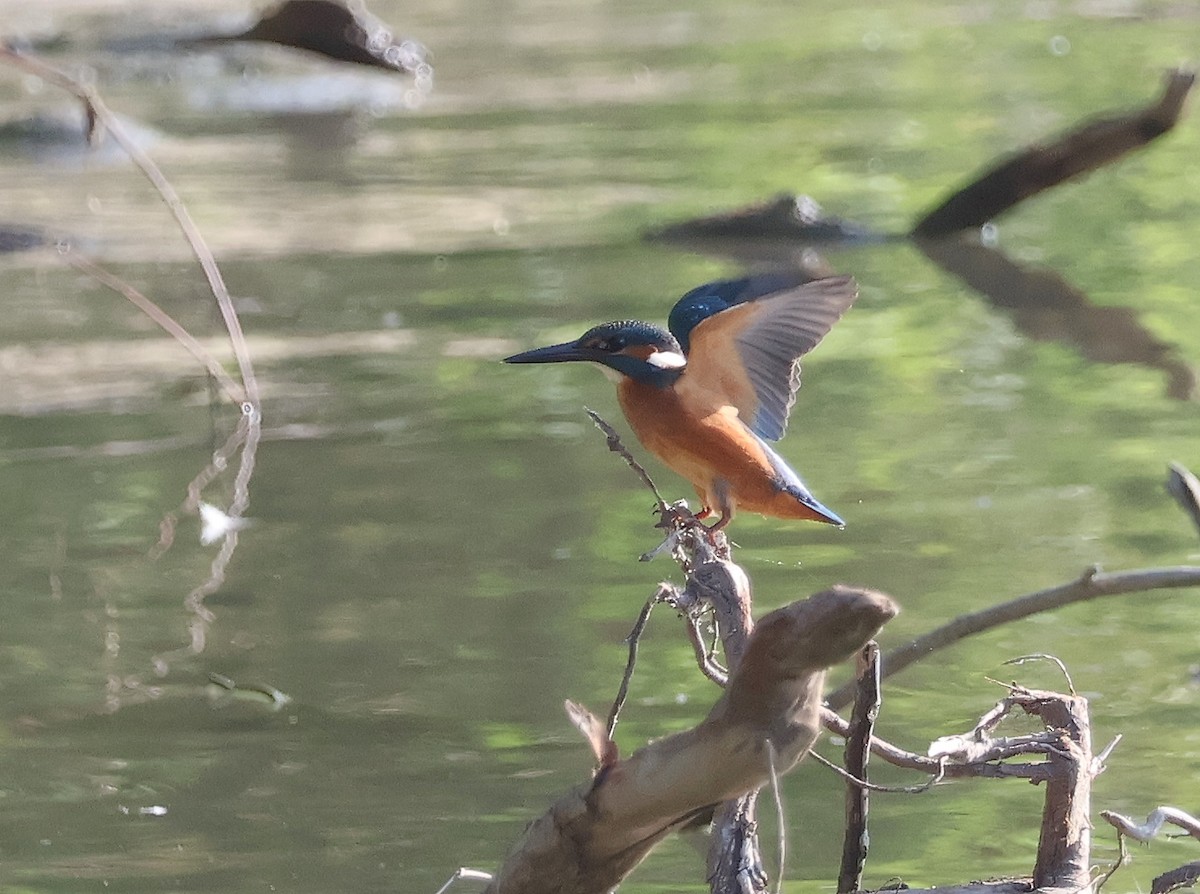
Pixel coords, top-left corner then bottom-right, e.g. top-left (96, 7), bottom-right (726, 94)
top-left (677, 275), bottom-right (858, 440)
top-left (667, 270), bottom-right (814, 354)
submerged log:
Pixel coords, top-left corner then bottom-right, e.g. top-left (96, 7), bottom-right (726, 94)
top-left (646, 193), bottom-right (877, 245)
top-left (482, 586), bottom-right (898, 894)
top-left (182, 0), bottom-right (428, 74)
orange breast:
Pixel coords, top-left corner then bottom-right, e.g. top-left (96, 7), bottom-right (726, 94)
top-left (616, 379), bottom-right (826, 522)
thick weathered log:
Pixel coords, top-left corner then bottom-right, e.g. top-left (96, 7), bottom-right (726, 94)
top-left (482, 586), bottom-right (898, 894)
top-left (1024, 693), bottom-right (1092, 890)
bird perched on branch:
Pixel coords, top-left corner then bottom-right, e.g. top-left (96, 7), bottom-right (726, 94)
top-left (504, 272), bottom-right (858, 533)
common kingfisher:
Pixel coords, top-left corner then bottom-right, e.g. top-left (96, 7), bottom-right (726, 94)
top-left (504, 272), bottom-right (858, 533)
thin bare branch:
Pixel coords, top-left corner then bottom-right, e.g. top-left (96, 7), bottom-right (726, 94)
top-left (766, 740), bottom-right (786, 894)
top-left (1094, 734), bottom-right (1122, 771)
top-left (827, 564), bottom-right (1200, 710)
top-left (1168, 462), bottom-right (1200, 538)
top-left (839, 642), bottom-right (881, 894)
top-left (1002, 654), bottom-right (1076, 695)
top-left (1093, 830), bottom-right (1129, 894)
top-left (681, 608), bottom-right (729, 687)
top-left (0, 44), bottom-right (260, 389)
top-left (606, 588), bottom-right (667, 738)
top-left (0, 46), bottom-right (260, 407)
top-left (586, 408), bottom-right (668, 510)
top-left (810, 749), bottom-right (946, 794)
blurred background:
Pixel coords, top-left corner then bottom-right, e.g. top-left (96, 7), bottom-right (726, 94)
top-left (0, 1), bottom-right (1198, 891)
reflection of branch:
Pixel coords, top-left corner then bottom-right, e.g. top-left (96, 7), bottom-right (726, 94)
top-left (913, 68), bottom-right (1195, 236)
top-left (151, 406), bottom-right (261, 675)
top-left (826, 564), bottom-right (1200, 711)
top-left (915, 234), bottom-right (1197, 401)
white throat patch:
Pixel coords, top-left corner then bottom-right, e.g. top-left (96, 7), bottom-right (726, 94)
top-left (647, 350), bottom-right (687, 370)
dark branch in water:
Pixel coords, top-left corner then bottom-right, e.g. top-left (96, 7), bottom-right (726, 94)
top-left (181, 0), bottom-right (429, 76)
top-left (912, 68), bottom-right (1195, 236)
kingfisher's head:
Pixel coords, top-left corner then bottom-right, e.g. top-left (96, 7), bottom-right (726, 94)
top-left (504, 320), bottom-right (685, 388)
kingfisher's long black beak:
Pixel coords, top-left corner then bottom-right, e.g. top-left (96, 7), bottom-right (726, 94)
top-left (504, 342), bottom-right (597, 364)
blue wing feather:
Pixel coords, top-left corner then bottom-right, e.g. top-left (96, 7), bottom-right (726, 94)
top-left (668, 271), bottom-right (813, 354)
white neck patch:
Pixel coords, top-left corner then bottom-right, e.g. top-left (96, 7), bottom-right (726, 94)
top-left (647, 350), bottom-right (687, 370)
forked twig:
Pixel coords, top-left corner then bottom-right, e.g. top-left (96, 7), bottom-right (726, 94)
top-left (1002, 653), bottom-right (1076, 695)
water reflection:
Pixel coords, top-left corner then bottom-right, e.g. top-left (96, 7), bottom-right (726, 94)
top-left (916, 234), bottom-right (1197, 402)
top-left (1, 1), bottom-right (1199, 891)
top-left (650, 212), bottom-right (1197, 402)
